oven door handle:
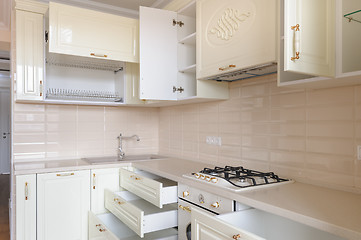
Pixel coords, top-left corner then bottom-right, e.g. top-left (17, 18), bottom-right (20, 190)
top-left (179, 205), bottom-right (191, 213)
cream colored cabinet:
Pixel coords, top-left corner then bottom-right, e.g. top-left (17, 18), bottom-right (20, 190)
top-left (120, 167), bottom-right (178, 208)
top-left (49, 2), bottom-right (139, 63)
top-left (192, 207), bottom-right (345, 240)
top-left (37, 170), bottom-right (90, 240)
top-left (278, 0), bottom-right (361, 88)
top-left (15, 9), bottom-right (45, 101)
top-left (104, 189), bottom-right (178, 238)
top-left (196, 0), bottom-right (277, 80)
top-left (15, 175), bottom-right (36, 240)
top-left (91, 168), bottom-right (120, 214)
top-left (139, 2), bottom-right (228, 101)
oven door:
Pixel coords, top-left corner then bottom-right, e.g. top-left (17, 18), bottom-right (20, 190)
top-left (178, 199), bottom-right (216, 240)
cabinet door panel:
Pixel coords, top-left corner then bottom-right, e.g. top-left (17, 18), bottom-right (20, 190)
top-left (91, 168), bottom-right (120, 214)
top-left (139, 6), bottom-right (177, 100)
top-left (284, 0), bottom-right (335, 77)
top-left (49, 2), bottom-right (139, 63)
top-left (37, 170), bottom-right (90, 240)
top-left (16, 10), bottom-right (44, 100)
top-left (191, 208), bottom-right (264, 240)
top-left (16, 175), bottom-right (36, 240)
top-left (197, 0), bottom-right (276, 79)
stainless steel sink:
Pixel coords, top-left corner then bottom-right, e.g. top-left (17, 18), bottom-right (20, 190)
top-left (82, 154), bottom-right (166, 164)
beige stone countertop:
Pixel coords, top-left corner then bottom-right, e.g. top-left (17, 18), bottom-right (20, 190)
top-left (14, 157), bottom-right (361, 239)
top-left (132, 159), bottom-right (361, 240)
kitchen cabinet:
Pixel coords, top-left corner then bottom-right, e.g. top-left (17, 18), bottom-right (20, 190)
top-left (15, 174), bottom-right (36, 240)
top-left (37, 170), bottom-right (90, 240)
top-left (91, 168), bottom-right (121, 214)
top-left (48, 2), bottom-right (139, 63)
top-left (278, 0), bottom-right (361, 88)
top-left (196, 0), bottom-right (277, 81)
top-left (15, 7), bottom-right (46, 101)
top-left (120, 166), bottom-right (178, 208)
top-left (191, 207), bottom-right (345, 240)
top-left (139, 1), bottom-right (228, 101)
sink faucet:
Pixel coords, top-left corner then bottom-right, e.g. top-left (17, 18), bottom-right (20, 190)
top-left (117, 133), bottom-right (140, 159)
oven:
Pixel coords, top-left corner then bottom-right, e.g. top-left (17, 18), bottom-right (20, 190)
top-left (178, 183), bottom-right (249, 240)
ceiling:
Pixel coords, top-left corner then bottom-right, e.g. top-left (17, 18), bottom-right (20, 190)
top-left (48, 0), bottom-right (174, 18)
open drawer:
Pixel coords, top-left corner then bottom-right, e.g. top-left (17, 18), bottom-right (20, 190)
top-left (120, 167), bottom-right (177, 208)
top-left (89, 212), bottom-right (178, 240)
top-left (105, 189), bottom-right (178, 238)
top-left (192, 207), bottom-right (345, 240)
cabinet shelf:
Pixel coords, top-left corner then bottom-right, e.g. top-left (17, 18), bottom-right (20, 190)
top-left (179, 64), bottom-right (196, 73)
top-left (344, 9), bottom-right (361, 23)
top-left (179, 32), bottom-right (196, 45)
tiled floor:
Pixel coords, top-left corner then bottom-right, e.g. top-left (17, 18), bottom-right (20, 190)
top-left (0, 174), bottom-right (10, 240)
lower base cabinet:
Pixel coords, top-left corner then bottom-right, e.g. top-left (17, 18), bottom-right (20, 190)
top-left (192, 207), bottom-right (346, 240)
top-left (16, 175), bottom-right (37, 240)
top-left (37, 170), bottom-right (90, 240)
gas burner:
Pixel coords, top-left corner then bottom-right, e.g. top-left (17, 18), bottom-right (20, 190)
top-left (184, 165), bottom-right (293, 192)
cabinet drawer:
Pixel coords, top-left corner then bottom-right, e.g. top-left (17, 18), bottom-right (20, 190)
top-left (120, 167), bottom-right (177, 208)
top-left (104, 189), bottom-right (178, 238)
top-left (89, 212), bottom-right (178, 240)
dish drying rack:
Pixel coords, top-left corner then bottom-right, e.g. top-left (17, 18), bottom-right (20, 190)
top-left (46, 88), bottom-right (123, 102)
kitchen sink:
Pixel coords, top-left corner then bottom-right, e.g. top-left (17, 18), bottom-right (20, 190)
top-left (82, 154), bottom-right (166, 164)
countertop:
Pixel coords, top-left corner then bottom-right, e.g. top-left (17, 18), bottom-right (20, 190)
top-left (14, 157), bottom-right (361, 240)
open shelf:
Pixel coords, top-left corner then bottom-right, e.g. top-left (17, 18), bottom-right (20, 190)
top-left (179, 32), bottom-right (196, 45)
top-left (344, 9), bottom-right (361, 23)
top-left (179, 64), bottom-right (196, 73)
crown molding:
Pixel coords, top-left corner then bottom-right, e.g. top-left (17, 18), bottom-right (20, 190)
top-left (15, 0), bottom-right (48, 14)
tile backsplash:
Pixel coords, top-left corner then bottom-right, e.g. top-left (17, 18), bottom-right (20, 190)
top-left (12, 74), bottom-right (361, 192)
top-left (13, 104), bottom-right (159, 161)
top-left (159, 75), bottom-right (361, 192)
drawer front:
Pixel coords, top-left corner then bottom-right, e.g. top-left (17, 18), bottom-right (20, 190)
top-left (104, 189), bottom-right (144, 237)
top-left (89, 212), bottom-right (119, 240)
top-left (120, 168), bottom-right (162, 207)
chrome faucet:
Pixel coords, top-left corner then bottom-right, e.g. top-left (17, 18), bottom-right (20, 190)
top-left (117, 133), bottom-right (140, 159)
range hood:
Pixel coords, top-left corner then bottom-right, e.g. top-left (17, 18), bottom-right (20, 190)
top-left (201, 62), bottom-right (277, 82)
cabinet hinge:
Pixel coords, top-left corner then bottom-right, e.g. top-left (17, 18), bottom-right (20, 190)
top-left (45, 31), bottom-right (49, 43)
top-left (172, 19), bottom-right (184, 27)
top-left (173, 86), bottom-right (184, 93)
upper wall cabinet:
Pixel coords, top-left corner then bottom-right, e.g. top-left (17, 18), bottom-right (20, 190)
top-left (279, 0), bottom-right (361, 88)
top-left (48, 2), bottom-right (139, 63)
top-left (15, 4), bottom-right (47, 101)
top-left (196, 0), bottom-right (277, 80)
top-left (139, 1), bottom-right (228, 101)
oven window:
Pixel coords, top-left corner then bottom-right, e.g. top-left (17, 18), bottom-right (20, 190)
top-left (186, 223), bottom-right (191, 240)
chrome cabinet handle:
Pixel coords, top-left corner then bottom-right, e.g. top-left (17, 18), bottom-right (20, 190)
top-left (291, 24), bottom-right (300, 61)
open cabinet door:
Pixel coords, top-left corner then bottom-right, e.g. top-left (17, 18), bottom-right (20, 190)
top-left (284, 0), bottom-right (335, 77)
top-left (139, 7), bottom-right (177, 100)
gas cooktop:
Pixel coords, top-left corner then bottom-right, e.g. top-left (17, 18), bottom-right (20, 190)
top-left (183, 165), bottom-right (293, 191)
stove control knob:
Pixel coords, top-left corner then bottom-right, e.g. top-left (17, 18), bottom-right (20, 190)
top-left (205, 176), bottom-right (211, 182)
top-left (211, 202), bottom-right (220, 208)
top-left (183, 191), bottom-right (189, 198)
top-left (194, 173), bottom-right (200, 179)
top-left (210, 177), bottom-right (218, 183)
top-left (200, 174), bottom-right (205, 180)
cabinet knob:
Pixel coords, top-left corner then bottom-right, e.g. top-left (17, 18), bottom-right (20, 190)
top-left (233, 234), bottom-right (241, 239)
top-left (183, 191), bottom-right (189, 197)
top-left (211, 202), bottom-right (220, 208)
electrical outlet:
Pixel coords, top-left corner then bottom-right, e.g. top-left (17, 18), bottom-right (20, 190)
top-left (206, 136), bottom-right (212, 145)
top-left (206, 136), bottom-right (222, 146)
top-left (214, 137), bottom-right (222, 146)
top-left (358, 145), bottom-right (361, 160)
